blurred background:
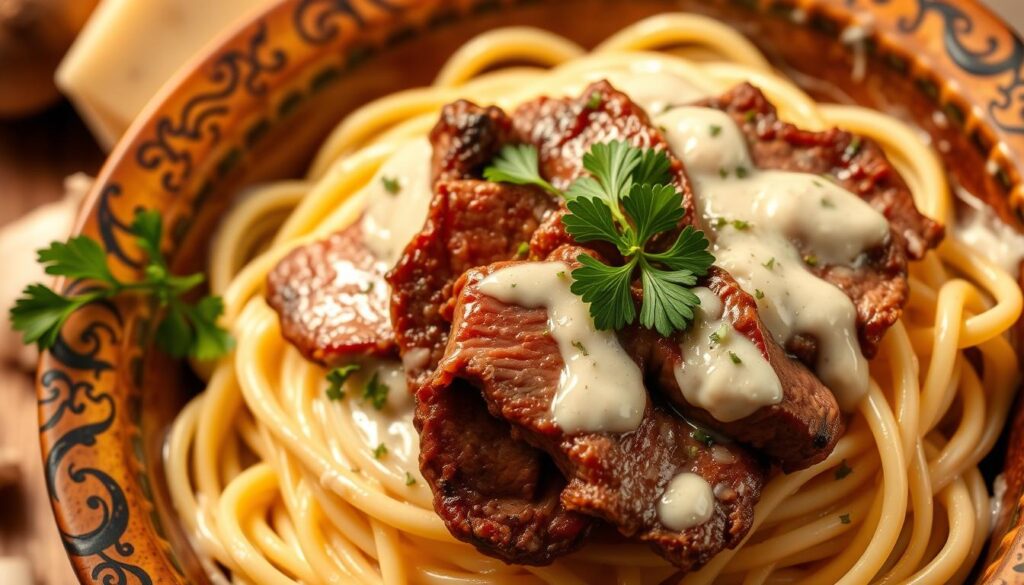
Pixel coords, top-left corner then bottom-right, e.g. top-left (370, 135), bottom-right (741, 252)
top-left (0, 0), bottom-right (1020, 583)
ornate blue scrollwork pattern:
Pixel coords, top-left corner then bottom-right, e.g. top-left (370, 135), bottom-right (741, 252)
top-left (134, 21), bottom-right (288, 193)
top-left (884, 0), bottom-right (1024, 134)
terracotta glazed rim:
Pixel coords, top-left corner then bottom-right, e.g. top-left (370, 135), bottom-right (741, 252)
top-left (36, 1), bottom-right (1024, 583)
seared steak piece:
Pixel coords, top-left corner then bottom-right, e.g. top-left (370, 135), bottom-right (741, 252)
top-left (513, 80), bottom-right (693, 203)
top-left (388, 179), bottom-right (555, 390)
top-left (515, 80), bottom-right (698, 260)
top-left (697, 83), bottom-right (943, 356)
top-left (266, 222), bottom-right (393, 364)
top-left (426, 247), bottom-right (765, 571)
top-left (430, 99), bottom-right (514, 183)
top-left (416, 379), bottom-right (593, 564)
top-left (511, 83), bottom-right (840, 470)
top-left (626, 268), bottom-right (843, 472)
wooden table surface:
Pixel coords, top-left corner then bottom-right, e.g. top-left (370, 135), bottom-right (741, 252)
top-left (0, 102), bottom-right (105, 585)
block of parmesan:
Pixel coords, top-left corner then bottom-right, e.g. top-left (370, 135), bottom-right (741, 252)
top-left (55, 0), bottom-right (275, 149)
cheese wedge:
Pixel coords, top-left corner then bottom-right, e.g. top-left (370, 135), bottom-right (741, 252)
top-left (56, 0), bottom-right (275, 149)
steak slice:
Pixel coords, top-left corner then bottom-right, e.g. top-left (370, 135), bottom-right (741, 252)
top-left (266, 222), bottom-right (393, 364)
top-left (426, 246), bottom-right (765, 571)
top-left (416, 379), bottom-right (592, 565)
top-left (430, 99), bottom-right (514, 184)
top-left (626, 268), bottom-right (843, 472)
top-left (511, 83), bottom-right (840, 469)
top-left (387, 179), bottom-right (555, 390)
top-left (696, 83), bottom-right (944, 356)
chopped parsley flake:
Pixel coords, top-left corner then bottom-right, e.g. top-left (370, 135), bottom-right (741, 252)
top-left (557, 271), bottom-right (568, 280)
top-left (362, 281), bottom-right (375, 293)
top-left (405, 472), bottom-right (417, 486)
top-left (709, 323), bottom-right (729, 346)
top-left (372, 443), bottom-right (388, 459)
top-left (803, 254), bottom-right (819, 267)
top-left (835, 460), bottom-right (853, 480)
top-left (381, 176), bottom-right (401, 195)
top-left (729, 351), bottom-right (742, 365)
top-left (731, 219), bottom-right (751, 231)
top-left (362, 372), bottom-right (389, 410)
top-left (516, 241), bottom-right (530, 259)
top-left (692, 429), bottom-right (715, 447)
top-left (754, 289), bottom-right (765, 300)
top-left (839, 513), bottom-right (851, 525)
top-left (744, 110), bottom-right (756, 123)
top-left (709, 124), bottom-right (722, 137)
top-left (734, 166), bottom-right (750, 179)
top-left (586, 91), bottom-right (603, 110)
top-left (821, 197), bottom-right (835, 208)
top-left (763, 257), bottom-right (776, 270)
top-left (326, 364), bottom-right (360, 400)
top-left (572, 340), bottom-right (589, 356)
top-left (843, 136), bottom-right (863, 160)
top-left (719, 168), bottom-right (729, 179)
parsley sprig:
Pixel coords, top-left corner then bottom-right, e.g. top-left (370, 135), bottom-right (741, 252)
top-left (10, 210), bottom-right (234, 360)
top-left (486, 141), bottom-right (714, 336)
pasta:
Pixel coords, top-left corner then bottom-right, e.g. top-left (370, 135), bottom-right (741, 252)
top-left (164, 14), bottom-right (1024, 584)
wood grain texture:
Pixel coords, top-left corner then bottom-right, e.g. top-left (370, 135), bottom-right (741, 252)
top-left (0, 101), bottom-right (103, 585)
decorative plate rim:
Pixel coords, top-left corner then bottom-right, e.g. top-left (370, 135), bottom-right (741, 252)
top-left (36, 1), bottom-right (1024, 584)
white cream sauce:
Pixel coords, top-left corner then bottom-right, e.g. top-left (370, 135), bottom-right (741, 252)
top-left (361, 138), bottom-right (434, 266)
top-left (477, 261), bottom-right (646, 434)
top-left (657, 472), bottom-right (715, 530)
top-left (675, 288), bottom-right (782, 422)
top-left (346, 361), bottom-right (421, 471)
top-left (954, 189), bottom-right (1024, 275)
top-left (604, 71), bottom-right (708, 116)
top-left (655, 106), bottom-right (887, 410)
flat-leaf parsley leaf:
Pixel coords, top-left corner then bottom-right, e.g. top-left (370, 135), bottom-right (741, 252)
top-left (485, 140), bottom-right (714, 337)
top-left (10, 210), bottom-right (234, 360)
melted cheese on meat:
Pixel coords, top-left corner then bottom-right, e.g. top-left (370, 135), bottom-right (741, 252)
top-left (478, 262), bottom-right (647, 433)
top-left (361, 138), bottom-right (434, 266)
top-left (657, 472), bottom-right (715, 530)
top-left (675, 288), bottom-right (782, 422)
top-left (656, 106), bottom-right (888, 410)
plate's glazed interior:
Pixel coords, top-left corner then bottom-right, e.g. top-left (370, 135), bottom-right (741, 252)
top-left (37, 1), bottom-right (1024, 583)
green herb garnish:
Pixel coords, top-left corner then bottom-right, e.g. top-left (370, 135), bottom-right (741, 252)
top-left (843, 136), bottom-right (863, 160)
top-left (803, 254), bottom-right (819, 267)
top-left (10, 210), bottom-right (233, 360)
top-left (735, 166), bottom-right (750, 179)
top-left (363, 372), bottom-right (389, 410)
top-left (572, 340), bottom-right (589, 356)
top-left (731, 219), bottom-right (751, 231)
top-left (381, 176), bottom-right (401, 195)
top-left (692, 429), bottom-right (715, 447)
top-left (709, 124), bottom-right (722, 137)
top-left (515, 241), bottom-right (530, 259)
top-left (326, 364), bottom-right (360, 400)
top-left (372, 443), bottom-right (388, 459)
top-left (483, 144), bottom-right (560, 196)
top-left (486, 140), bottom-right (713, 337)
top-left (586, 91), bottom-right (603, 110)
top-left (728, 351), bottom-right (742, 365)
top-left (754, 289), bottom-right (765, 300)
top-left (763, 257), bottom-right (776, 270)
top-left (821, 197), bottom-right (835, 208)
top-left (709, 323), bottom-right (728, 346)
top-left (405, 471), bottom-right (417, 486)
